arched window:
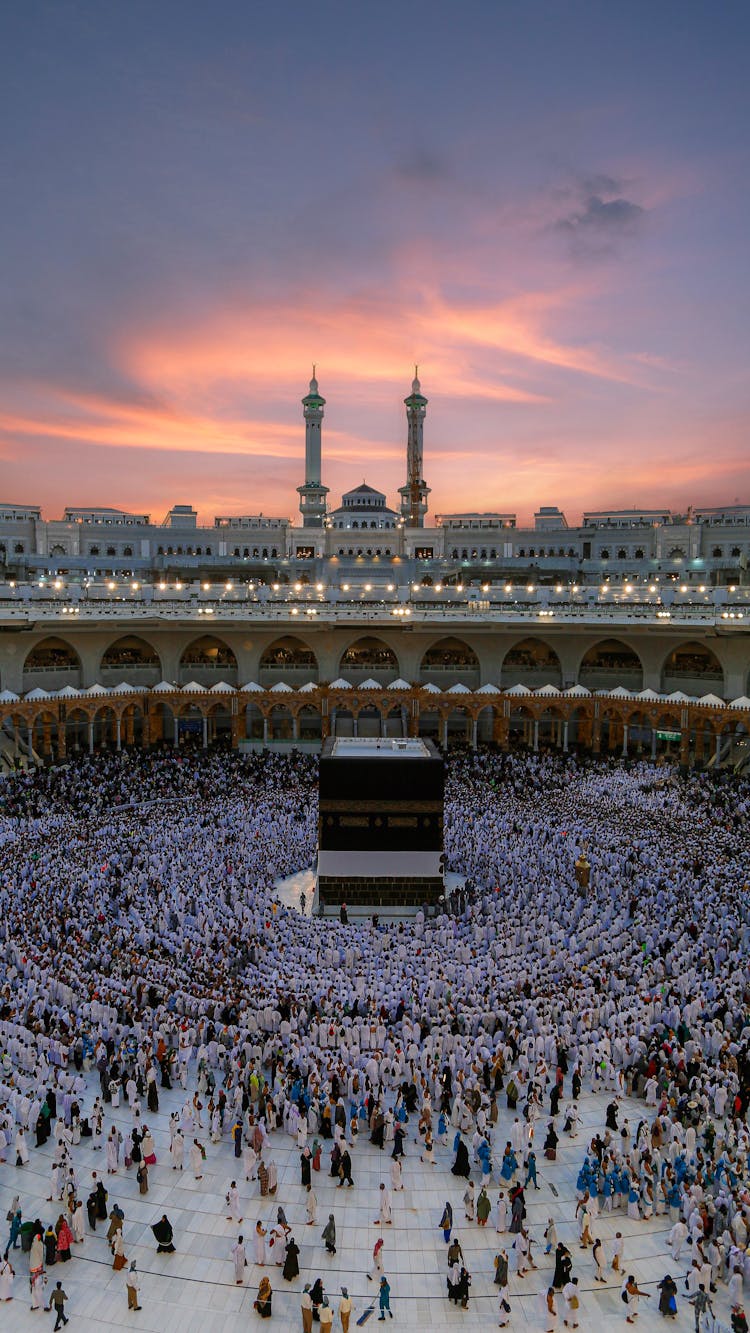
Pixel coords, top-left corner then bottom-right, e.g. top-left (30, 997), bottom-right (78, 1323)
top-left (634, 548), bottom-right (644, 559)
top-left (617, 548), bottom-right (627, 560)
top-left (89, 545), bottom-right (100, 556)
top-left (123, 546), bottom-right (133, 557)
top-left (731, 546), bottom-right (741, 558)
top-left (106, 546), bottom-right (116, 557)
top-left (14, 543), bottom-right (24, 553)
top-left (712, 546), bottom-right (722, 558)
top-left (600, 548), bottom-right (609, 559)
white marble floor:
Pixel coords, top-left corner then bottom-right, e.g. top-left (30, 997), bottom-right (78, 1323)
top-left (0, 1074), bottom-right (737, 1331)
top-left (272, 869), bottom-right (467, 920)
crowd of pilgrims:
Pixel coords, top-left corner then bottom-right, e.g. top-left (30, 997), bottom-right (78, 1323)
top-left (0, 743), bottom-right (748, 1327)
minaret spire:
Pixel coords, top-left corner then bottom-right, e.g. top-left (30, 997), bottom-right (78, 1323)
top-left (398, 368), bottom-right (430, 528)
top-left (297, 369), bottom-right (329, 528)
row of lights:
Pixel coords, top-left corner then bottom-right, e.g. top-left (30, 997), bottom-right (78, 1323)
top-left (392, 607), bottom-right (412, 618)
top-left (722, 611), bottom-right (745, 619)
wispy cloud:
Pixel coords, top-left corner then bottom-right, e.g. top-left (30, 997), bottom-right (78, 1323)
top-left (552, 172), bottom-right (646, 258)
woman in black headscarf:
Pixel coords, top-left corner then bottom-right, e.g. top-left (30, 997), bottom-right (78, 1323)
top-left (282, 1234), bottom-right (300, 1281)
top-left (451, 1138), bottom-right (470, 1178)
top-left (151, 1216), bottom-right (175, 1253)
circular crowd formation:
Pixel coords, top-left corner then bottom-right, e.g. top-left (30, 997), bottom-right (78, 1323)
top-left (0, 745), bottom-right (748, 1331)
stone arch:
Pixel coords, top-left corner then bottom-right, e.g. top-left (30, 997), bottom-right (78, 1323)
top-left (443, 704), bottom-right (473, 748)
top-left (578, 638), bottom-right (644, 690)
top-left (62, 706), bottom-right (92, 754)
top-left (660, 640), bottom-right (724, 695)
top-left (538, 704), bottom-right (565, 747)
top-left (23, 636), bottom-right (82, 690)
top-left (339, 636), bottom-right (399, 679)
top-left (205, 699), bottom-right (233, 744)
top-left (28, 707), bottom-right (60, 760)
top-left (268, 702), bottom-right (295, 741)
top-left (100, 635), bottom-right (162, 686)
top-left (419, 636), bottom-right (480, 688)
top-left (507, 702), bottom-right (536, 746)
top-left (178, 635), bottom-right (238, 686)
top-left (259, 635), bottom-right (319, 686)
top-left (298, 704), bottom-right (322, 741)
top-left (501, 638), bottom-right (562, 688)
top-left (356, 701), bottom-right (383, 738)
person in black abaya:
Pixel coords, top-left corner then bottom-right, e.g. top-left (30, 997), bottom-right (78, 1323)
top-left (300, 1148), bottom-right (312, 1187)
top-left (152, 1216), bottom-right (175, 1253)
top-left (282, 1234), bottom-right (300, 1281)
top-left (552, 1242), bottom-right (572, 1289)
top-left (451, 1138), bottom-right (470, 1178)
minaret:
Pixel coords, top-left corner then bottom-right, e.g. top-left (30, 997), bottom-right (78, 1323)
top-left (398, 367), bottom-right (430, 527)
top-left (297, 366), bottom-right (329, 528)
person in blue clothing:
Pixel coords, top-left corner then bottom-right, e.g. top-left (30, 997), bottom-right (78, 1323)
top-left (439, 1201), bottom-right (453, 1243)
top-left (500, 1145), bottom-right (517, 1183)
top-left (5, 1206), bottom-right (22, 1256)
top-left (524, 1151), bottom-right (539, 1190)
top-left (378, 1275), bottom-right (393, 1320)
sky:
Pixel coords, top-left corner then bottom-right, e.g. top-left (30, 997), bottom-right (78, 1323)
top-left (0, 1), bottom-right (748, 526)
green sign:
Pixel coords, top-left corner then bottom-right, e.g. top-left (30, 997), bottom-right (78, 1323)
top-left (656, 730), bottom-right (681, 742)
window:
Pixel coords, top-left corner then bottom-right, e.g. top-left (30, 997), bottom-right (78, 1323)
top-left (123, 546), bottom-right (133, 557)
top-left (14, 543), bottom-right (24, 553)
top-left (600, 548), bottom-right (609, 559)
top-left (635, 548), bottom-right (644, 559)
top-left (106, 546), bottom-right (116, 557)
top-left (89, 545), bottom-right (100, 556)
top-left (617, 548), bottom-right (627, 560)
top-left (712, 546), bottom-right (723, 558)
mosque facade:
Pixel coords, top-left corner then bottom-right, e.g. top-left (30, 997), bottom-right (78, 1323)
top-left (0, 373), bottom-right (748, 769)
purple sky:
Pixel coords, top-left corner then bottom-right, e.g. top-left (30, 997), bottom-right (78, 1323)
top-left (1, 1), bottom-right (748, 525)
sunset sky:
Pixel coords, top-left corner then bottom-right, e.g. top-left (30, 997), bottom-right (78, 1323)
top-left (1, 1), bottom-right (748, 525)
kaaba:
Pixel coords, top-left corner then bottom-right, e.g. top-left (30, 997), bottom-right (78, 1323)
top-left (317, 737), bottom-right (444, 909)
